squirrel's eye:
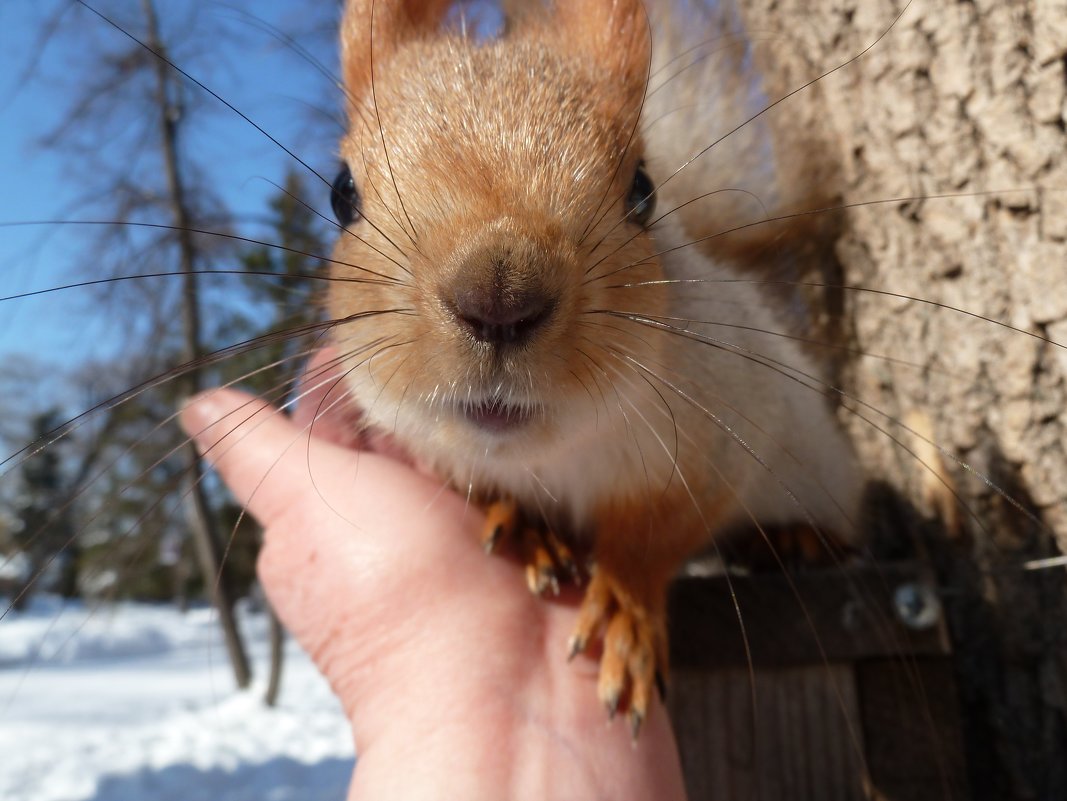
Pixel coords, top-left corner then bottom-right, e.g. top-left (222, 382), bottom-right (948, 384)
top-left (625, 163), bottom-right (655, 227)
top-left (330, 165), bottom-right (361, 226)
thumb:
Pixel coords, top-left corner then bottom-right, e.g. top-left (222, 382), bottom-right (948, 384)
top-left (179, 388), bottom-right (330, 525)
top-left (179, 387), bottom-right (450, 534)
top-left (179, 388), bottom-right (388, 699)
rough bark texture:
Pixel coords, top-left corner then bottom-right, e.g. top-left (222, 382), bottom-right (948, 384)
top-left (733, 1), bottom-right (1067, 798)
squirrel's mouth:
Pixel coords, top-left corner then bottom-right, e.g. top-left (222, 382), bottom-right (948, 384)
top-left (459, 398), bottom-right (534, 433)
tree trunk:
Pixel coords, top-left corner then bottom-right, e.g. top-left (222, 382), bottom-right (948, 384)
top-left (735, 1), bottom-right (1067, 798)
top-left (264, 608), bottom-right (285, 707)
top-left (142, 0), bottom-right (251, 690)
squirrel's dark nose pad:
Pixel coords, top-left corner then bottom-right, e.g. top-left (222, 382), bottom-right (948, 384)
top-left (449, 284), bottom-right (555, 347)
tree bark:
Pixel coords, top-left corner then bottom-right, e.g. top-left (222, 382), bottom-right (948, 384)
top-left (264, 608), bottom-right (285, 707)
top-left (142, 0), bottom-right (251, 690)
top-left (734, 1), bottom-right (1067, 798)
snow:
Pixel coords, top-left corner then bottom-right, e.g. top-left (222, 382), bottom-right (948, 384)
top-left (0, 596), bottom-right (354, 801)
top-left (0, 551), bottom-right (30, 583)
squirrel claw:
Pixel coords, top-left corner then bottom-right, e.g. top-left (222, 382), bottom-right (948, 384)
top-left (604, 690), bottom-right (621, 721)
top-left (543, 529), bottom-right (581, 585)
top-left (629, 709), bottom-right (644, 741)
top-left (571, 570), bottom-right (667, 739)
top-left (480, 499), bottom-right (582, 596)
top-left (525, 562), bottom-right (560, 597)
top-left (481, 499), bottom-right (518, 554)
top-left (523, 529), bottom-right (563, 596)
top-left (655, 669), bottom-right (668, 702)
top-left (527, 527), bottom-right (583, 595)
top-left (566, 634), bottom-right (586, 661)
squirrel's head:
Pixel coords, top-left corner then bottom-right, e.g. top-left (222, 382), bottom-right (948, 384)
top-left (327, 0), bottom-right (669, 478)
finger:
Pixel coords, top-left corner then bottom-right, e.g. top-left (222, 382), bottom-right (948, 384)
top-left (180, 387), bottom-right (462, 538)
top-left (180, 387), bottom-right (362, 524)
top-left (292, 347), bottom-right (364, 447)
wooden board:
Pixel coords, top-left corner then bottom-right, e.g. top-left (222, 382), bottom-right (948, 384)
top-left (664, 565), bottom-right (969, 800)
top-left (669, 665), bottom-right (868, 801)
top-left (668, 563), bottom-right (950, 670)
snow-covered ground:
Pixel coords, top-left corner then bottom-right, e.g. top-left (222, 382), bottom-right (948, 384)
top-left (0, 596), bottom-right (354, 801)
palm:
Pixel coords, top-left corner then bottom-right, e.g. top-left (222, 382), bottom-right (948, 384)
top-left (181, 383), bottom-right (686, 801)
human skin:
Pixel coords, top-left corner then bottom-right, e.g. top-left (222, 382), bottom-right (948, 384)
top-left (178, 359), bottom-right (689, 801)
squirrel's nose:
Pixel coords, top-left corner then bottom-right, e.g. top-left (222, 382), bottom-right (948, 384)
top-left (449, 283), bottom-right (555, 347)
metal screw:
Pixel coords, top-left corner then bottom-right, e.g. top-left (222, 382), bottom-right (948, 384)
top-left (893, 582), bottom-right (942, 630)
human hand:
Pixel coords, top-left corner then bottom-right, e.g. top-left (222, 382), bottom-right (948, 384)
top-left (179, 353), bottom-right (688, 801)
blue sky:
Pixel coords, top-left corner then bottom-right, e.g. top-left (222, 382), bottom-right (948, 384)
top-left (0, 0), bottom-right (344, 369)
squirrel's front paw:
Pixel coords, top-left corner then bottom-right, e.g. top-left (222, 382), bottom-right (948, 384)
top-left (480, 499), bottom-right (580, 595)
top-left (568, 568), bottom-right (668, 739)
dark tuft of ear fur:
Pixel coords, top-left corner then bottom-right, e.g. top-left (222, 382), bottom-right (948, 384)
top-left (340, 0), bottom-right (454, 106)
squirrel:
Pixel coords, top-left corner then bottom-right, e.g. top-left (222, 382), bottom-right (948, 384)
top-left (325, 0), bottom-right (865, 736)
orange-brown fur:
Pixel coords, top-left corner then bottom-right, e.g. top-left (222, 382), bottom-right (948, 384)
top-left (327, 0), bottom-right (865, 733)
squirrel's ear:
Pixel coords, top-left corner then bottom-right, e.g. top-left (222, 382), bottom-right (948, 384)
top-left (340, 0), bottom-right (453, 100)
top-left (552, 0), bottom-right (651, 87)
